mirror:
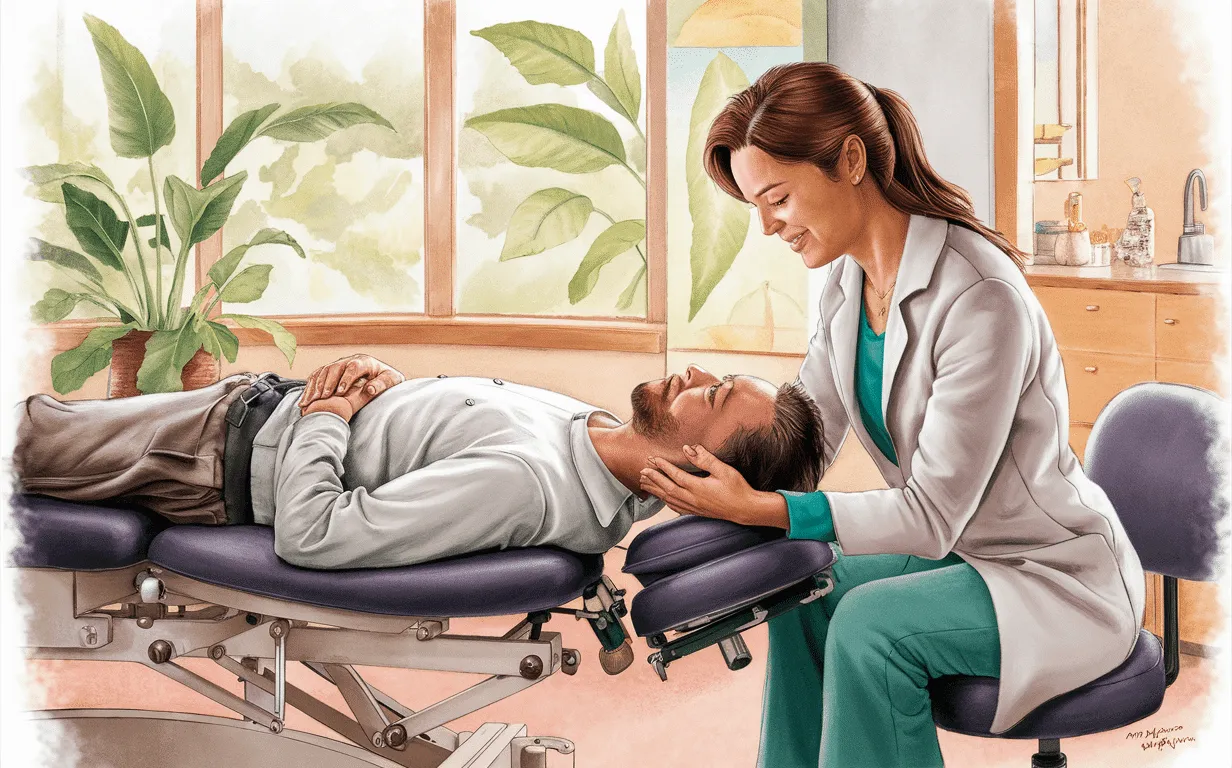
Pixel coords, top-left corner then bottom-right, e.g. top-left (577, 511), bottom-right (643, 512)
top-left (1034, 0), bottom-right (1098, 180)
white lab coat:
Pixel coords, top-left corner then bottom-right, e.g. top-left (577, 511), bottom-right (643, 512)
top-left (799, 214), bottom-right (1145, 733)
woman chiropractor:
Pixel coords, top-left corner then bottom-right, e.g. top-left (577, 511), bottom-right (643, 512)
top-left (638, 63), bottom-right (1144, 768)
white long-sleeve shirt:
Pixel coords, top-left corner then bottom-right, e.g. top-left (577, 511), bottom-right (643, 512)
top-left (249, 376), bottom-right (663, 569)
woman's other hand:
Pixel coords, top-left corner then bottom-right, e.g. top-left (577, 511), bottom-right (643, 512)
top-left (639, 445), bottom-right (789, 528)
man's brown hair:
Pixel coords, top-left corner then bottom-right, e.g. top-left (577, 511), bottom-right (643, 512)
top-left (714, 380), bottom-right (825, 493)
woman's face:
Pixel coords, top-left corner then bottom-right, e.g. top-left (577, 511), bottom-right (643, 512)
top-left (729, 145), bottom-right (862, 269)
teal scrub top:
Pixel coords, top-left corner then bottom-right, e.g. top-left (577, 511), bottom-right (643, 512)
top-left (781, 300), bottom-right (898, 541)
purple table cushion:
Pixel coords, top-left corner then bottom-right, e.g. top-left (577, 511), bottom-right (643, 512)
top-left (630, 537), bottom-right (836, 638)
top-left (148, 525), bottom-right (604, 617)
top-left (623, 515), bottom-right (784, 586)
top-left (930, 629), bottom-right (1165, 739)
top-left (8, 495), bottom-right (167, 570)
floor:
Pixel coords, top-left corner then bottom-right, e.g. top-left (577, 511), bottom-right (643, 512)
top-left (17, 542), bottom-right (1232, 767)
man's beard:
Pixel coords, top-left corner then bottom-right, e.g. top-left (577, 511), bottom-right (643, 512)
top-left (629, 381), bottom-right (680, 440)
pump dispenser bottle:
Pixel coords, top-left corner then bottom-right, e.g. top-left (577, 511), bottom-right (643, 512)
top-left (1117, 177), bottom-right (1155, 267)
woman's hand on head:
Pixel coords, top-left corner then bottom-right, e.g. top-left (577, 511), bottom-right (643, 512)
top-left (639, 445), bottom-right (788, 528)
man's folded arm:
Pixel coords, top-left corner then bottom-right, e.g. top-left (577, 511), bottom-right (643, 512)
top-left (273, 412), bottom-right (548, 569)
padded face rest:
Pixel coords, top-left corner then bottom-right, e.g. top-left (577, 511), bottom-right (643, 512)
top-left (630, 537), bottom-right (835, 638)
top-left (930, 629), bottom-right (1165, 739)
top-left (622, 515), bottom-right (784, 586)
top-left (8, 494), bottom-right (167, 570)
top-left (1084, 383), bottom-right (1228, 581)
top-left (148, 525), bottom-right (606, 617)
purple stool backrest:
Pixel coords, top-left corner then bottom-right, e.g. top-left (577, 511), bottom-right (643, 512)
top-left (1083, 382), bottom-right (1229, 582)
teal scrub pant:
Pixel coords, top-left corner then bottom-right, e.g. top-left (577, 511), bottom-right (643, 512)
top-left (756, 548), bottom-right (1001, 768)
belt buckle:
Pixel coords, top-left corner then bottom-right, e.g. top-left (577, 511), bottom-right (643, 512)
top-left (227, 373), bottom-right (278, 428)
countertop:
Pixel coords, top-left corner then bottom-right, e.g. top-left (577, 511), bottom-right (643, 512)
top-left (1025, 260), bottom-right (1228, 295)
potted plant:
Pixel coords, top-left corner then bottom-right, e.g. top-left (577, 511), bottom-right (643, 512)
top-left (24, 14), bottom-right (395, 397)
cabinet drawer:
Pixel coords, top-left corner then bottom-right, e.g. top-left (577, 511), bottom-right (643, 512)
top-left (1060, 350), bottom-right (1155, 423)
top-left (1156, 359), bottom-right (1228, 398)
top-left (1035, 287), bottom-right (1155, 355)
top-left (1157, 294), bottom-right (1222, 362)
top-left (1069, 423), bottom-right (1092, 463)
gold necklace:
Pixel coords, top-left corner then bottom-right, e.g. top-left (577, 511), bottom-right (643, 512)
top-left (865, 277), bottom-right (897, 318)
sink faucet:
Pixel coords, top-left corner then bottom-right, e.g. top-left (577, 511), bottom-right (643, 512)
top-left (1178, 169), bottom-right (1215, 267)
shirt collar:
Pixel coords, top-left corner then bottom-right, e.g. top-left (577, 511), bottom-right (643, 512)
top-left (570, 411), bottom-right (664, 528)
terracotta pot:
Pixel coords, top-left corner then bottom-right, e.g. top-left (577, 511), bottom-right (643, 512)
top-left (108, 330), bottom-right (221, 399)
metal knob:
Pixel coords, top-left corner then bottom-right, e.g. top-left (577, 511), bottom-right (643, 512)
top-left (416, 619), bottom-right (444, 641)
top-left (384, 724), bottom-right (408, 749)
top-left (148, 640), bottom-right (174, 664)
top-left (1163, 318), bottom-right (1177, 325)
top-left (1084, 366), bottom-right (1098, 373)
top-left (719, 634), bottom-right (752, 671)
top-left (1084, 305), bottom-right (1099, 312)
top-left (519, 655), bottom-right (544, 680)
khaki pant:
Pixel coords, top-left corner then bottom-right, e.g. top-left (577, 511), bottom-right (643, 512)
top-left (13, 374), bottom-right (257, 525)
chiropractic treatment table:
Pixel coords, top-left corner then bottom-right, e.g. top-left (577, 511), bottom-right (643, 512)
top-left (11, 494), bottom-right (836, 767)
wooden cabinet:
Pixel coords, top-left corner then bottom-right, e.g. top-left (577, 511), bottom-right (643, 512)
top-left (1028, 267), bottom-right (1226, 651)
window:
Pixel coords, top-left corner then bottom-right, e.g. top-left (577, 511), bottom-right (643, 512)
top-left (31, 0), bottom-right (829, 356)
top-left (223, 0), bottom-right (425, 314)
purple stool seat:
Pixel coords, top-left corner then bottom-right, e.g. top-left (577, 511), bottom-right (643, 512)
top-left (8, 494), bottom-right (167, 570)
top-left (148, 524), bottom-right (604, 617)
top-left (931, 629), bottom-right (1165, 739)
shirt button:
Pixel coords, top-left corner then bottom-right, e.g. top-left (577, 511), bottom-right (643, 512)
top-left (465, 398), bottom-right (475, 406)
top-left (493, 378), bottom-right (504, 385)
top-left (437, 374), bottom-right (448, 378)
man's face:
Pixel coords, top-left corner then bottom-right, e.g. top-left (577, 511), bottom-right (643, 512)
top-left (630, 365), bottom-right (779, 452)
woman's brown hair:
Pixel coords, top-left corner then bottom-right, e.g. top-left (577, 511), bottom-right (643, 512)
top-left (703, 62), bottom-right (1027, 268)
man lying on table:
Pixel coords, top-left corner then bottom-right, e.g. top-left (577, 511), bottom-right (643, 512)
top-left (14, 354), bottom-right (823, 569)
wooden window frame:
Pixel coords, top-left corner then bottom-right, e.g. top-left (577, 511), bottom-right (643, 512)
top-left (47, 0), bottom-right (667, 355)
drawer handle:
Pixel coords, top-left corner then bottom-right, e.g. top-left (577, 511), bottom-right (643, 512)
top-left (1084, 366), bottom-right (1098, 373)
top-left (1085, 305), bottom-right (1100, 312)
top-left (1163, 318), bottom-right (1177, 325)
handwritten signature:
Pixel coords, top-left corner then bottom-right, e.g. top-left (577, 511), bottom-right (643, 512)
top-left (1125, 724), bottom-right (1197, 751)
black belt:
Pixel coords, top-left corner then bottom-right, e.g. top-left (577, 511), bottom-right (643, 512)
top-left (223, 373), bottom-right (306, 525)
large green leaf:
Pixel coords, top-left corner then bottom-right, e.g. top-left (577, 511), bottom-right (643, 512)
top-left (471, 21), bottom-right (594, 86)
top-left (203, 320), bottom-right (240, 364)
top-left (50, 324), bottom-right (135, 395)
top-left (136, 325), bottom-right (204, 394)
top-left (61, 182), bottom-right (129, 272)
top-left (568, 219), bottom-right (645, 304)
top-left (602, 10), bottom-right (640, 123)
top-left (465, 105), bottom-right (626, 174)
top-left (163, 172), bottom-right (248, 247)
top-left (220, 314), bottom-right (296, 366)
top-left (218, 264), bottom-right (273, 303)
top-left (26, 238), bottom-right (105, 284)
top-left (23, 162), bottom-right (116, 203)
top-left (616, 263), bottom-right (646, 311)
top-left (500, 188), bottom-right (593, 261)
top-left (208, 228), bottom-right (305, 288)
top-left (256, 103), bottom-right (394, 141)
top-left (201, 103), bottom-right (280, 185)
top-left (83, 14), bottom-right (175, 158)
top-left (32, 289), bottom-right (80, 323)
top-left (687, 53), bottom-right (751, 321)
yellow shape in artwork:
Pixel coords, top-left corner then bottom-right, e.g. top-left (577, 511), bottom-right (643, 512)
top-left (675, 0), bottom-right (803, 48)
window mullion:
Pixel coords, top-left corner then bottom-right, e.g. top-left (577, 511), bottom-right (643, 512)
top-left (195, 0), bottom-right (224, 308)
top-left (424, 0), bottom-right (456, 316)
top-left (645, 0), bottom-right (666, 324)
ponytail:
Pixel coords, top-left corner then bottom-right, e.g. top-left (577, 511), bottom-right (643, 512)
top-left (869, 84), bottom-right (1028, 268)
top-left (704, 63), bottom-right (1027, 269)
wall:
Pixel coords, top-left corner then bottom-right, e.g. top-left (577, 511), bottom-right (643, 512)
top-left (1033, 0), bottom-right (1224, 262)
top-left (827, 0), bottom-right (995, 224)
